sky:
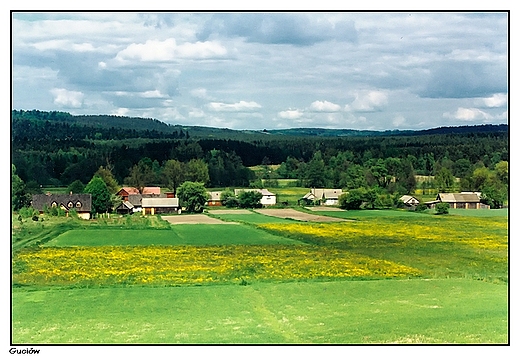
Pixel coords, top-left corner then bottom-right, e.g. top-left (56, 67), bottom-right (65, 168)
top-left (11, 10), bottom-right (509, 131)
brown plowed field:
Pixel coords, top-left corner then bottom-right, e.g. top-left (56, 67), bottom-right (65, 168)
top-left (253, 208), bottom-right (347, 222)
top-left (161, 214), bottom-right (238, 224)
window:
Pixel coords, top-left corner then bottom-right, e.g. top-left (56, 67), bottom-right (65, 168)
top-left (67, 201), bottom-right (74, 208)
top-left (51, 201), bottom-right (57, 208)
top-left (76, 201), bottom-right (82, 208)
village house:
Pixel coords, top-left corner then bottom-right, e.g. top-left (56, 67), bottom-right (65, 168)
top-left (142, 197), bottom-right (180, 215)
top-left (115, 187), bottom-right (175, 214)
top-left (426, 192), bottom-right (489, 209)
top-left (234, 188), bottom-right (277, 206)
top-left (399, 195), bottom-right (420, 208)
top-left (31, 193), bottom-right (92, 220)
top-left (207, 191), bottom-right (223, 206)
top-left (301, 188), bottom-right (343, 206)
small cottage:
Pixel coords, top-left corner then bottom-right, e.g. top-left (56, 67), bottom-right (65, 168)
top-left (234, 189), bottom-right (277, 206)
top-left (31, 193), bottom-right (92, 220)
top-left (301, 188), bottom-right (343, 205)
top-left (399, 195), bottom-right (420, 207)
top-left (207, 191), bottom-right (223, 206)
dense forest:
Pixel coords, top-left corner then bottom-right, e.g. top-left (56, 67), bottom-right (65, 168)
top-left (11, 110), bottom-right (509, 209)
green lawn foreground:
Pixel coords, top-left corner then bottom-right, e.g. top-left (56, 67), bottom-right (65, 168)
top-left (12, 278), bottom-right (507, 344)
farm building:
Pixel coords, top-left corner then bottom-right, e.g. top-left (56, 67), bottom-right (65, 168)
top-left (301, 188), bottom-right (343, 205)
top-left (31, 193), bottom-right (92, 220)
top-left (426, 192), bottom-right (489, 209)
top-left (207, 191), bottom-right (223, 206)
top-left (234, 189), bottom-right (277, 206)
top-left (142, 198), bottom-right (180, 215)
top-left (399, 195), bottom-right (420, 207)
top-left (116, 186), bottom-right (162, 201)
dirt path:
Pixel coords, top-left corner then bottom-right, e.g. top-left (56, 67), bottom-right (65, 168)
top-left (253, 208), bottom-right (347, 222)
top-left (161, 214), bottom-right (238, 224)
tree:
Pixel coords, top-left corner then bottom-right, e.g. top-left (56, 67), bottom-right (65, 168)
top-left (238, 190), bottom-right (263, 209)
top-left (94, 166), bottom-right (119, 194)
top-left (185, 159), bottom-right (210, 185)
top-left (177, 181), bottom-right (209, 213)
top-left (434, 167), bottom-right (455, 192)
top-left (305, 151), bottom-right (326, 187)
top-left (12, 164), bottom-right (28, 211)
top-left (84, 176), bottom-right (112, 215)
top-left (339, 189), bottom-right (365, 210)
top-left (67, 179), bottom-right (85, 194)
top-left (435, 202), bottom-right (450, 215)
top-left (125, 158), bottom-right (155, 193)
top-left (162, 159), bottom-right (185, 196)
top-left (220, 189), bottom-right (239, 208)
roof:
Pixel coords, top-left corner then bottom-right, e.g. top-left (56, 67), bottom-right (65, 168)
top-left (31, 194), bottom-right (92, 212)
top-left (142, 197), bottom-right (179, 208)
top-left (303, 188), bottom-right (343, 200)
top-left (234, 189), bottom-right (275, 196)
top-left (400, 195), bottom-right (420, 205)
top-left (142, 187), bottom-right (161, 195)
top-left (127, 194), bottom-right (143, 206)
top-left (437, 193), bottom-right (481, 203)
top-left (116, 201), bottom-right (134, 210)
top-left (118, 187), bottom-right (140, 195)
top-left (117, 187), bottom-right (161, 195)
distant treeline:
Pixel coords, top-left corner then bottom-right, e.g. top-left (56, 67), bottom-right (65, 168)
top-left (11, 110), bottom-right (508, 189)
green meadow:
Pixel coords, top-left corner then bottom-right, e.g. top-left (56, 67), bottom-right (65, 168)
top-left (11, 208), bottom-right (509, 344)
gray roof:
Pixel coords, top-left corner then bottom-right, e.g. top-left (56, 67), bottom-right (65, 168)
top-left (31, 194), bottom-right (92, 212)
top-left (127, 194), bottom-right (143, 206)
top-left (437, 193), bottom-right (481, 203)
top-left (303, 188), bottom-right (343, 200)
top-left (141, 197), bottom-right (179, 208)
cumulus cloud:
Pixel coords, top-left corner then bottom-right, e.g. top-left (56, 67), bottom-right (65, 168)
top-left (189, 108), bottom-right (205, 118)
top-left (480, 93), bottom-right (508, 108)
top-left (207, 101), bottom-right (262, 112)
top-left (309, 100), bottom-right (342, 112)
top-left (50, 88), bottom-right (84, 108)
top-left (115, 38), bottom-right (227, 62)
top-left (345, 90), bottom-right (388, 112)
top-left (443, 107), bottom-right (493, 121)
top-left (277, 109), bottom-right (304, 120)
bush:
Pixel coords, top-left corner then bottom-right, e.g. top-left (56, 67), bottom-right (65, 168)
top-left (435, 202), bottom-right (450, 215)
top-left (19, 206), bottom-right (38, 219)
top-left (415, 203), bottom-right (428, 212)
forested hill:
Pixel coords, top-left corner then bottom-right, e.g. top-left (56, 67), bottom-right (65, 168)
top-left (11, 109), bottom-right (508, 140)
top-left (264, 124), bottom-right (508, 137)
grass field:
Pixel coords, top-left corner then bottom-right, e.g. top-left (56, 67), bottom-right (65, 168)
top-left (11, 208), bottom-right (509, 344)
top-left (12, 279), bottom-right (507, 344)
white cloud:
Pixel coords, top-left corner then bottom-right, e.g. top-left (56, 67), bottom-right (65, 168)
top-left (345, 90), bottom-right (388, 112)
top-left (309, 100), bottom-right (342, 112)
top-left (443, 107), bottom-right (493, 121)
top-left (277, 109), bottom-right (304, 120)
top-left (50, 88), bottom-right (84, 108)
top-left (140, 90), bottom-right (167, 98)
top-left (189, 108), bottom-right (205, 118)
top-left (112, 108), bottom-right (129, 116)
top-left (481, 93), bottom-right (508, 108)
top-left (207, 101), bottom-right (262, 112)
top-left (190, 88), bottom-right (214, 100)
top-left (115, 38), bottom-right (227, 62)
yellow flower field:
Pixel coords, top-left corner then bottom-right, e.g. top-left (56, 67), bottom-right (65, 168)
top-left (260, 215), bottom-right (508, 250)
top-left (12, 245), bottom-right (421, 287)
